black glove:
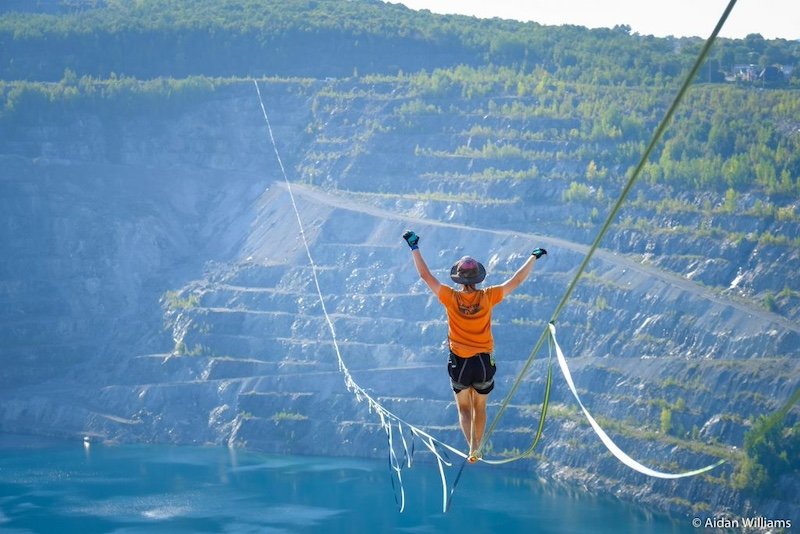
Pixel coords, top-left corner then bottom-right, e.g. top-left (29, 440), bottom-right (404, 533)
top-left (402, 230), bottom-right (419, 250)
top-left (532, 247), bottom-right (547, 259)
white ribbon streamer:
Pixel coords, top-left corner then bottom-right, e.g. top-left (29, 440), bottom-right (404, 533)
top-left (548, 322), bottom-right (724, 479)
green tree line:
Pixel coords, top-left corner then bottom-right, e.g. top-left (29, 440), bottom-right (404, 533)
top-left (733, 388), bottom-right (800, 495)
top-left (3, 63), bottom-right (798, 202)
top-left (390, 64), bottom-right (800, 198)
top-left (1, 0), bottom-right (798, 84)
top-left (0, 72), bottom-right (221, 121)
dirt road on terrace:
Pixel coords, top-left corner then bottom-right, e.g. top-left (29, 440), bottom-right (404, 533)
top-left (279, 181), bottom-right (800, 335)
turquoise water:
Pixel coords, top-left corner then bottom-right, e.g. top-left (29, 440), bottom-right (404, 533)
top-left (0, 435), bottom-right (684, 533)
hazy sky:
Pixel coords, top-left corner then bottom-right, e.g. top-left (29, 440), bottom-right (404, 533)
top-left (385, 0), bottom-right (800, 40)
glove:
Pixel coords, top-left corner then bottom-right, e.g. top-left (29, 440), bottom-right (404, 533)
top-left (402, 230), bottom-right (420, 250)
top-left (531, 247), bottom-right (547, 259)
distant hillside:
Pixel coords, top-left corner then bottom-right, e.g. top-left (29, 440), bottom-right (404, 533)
top-left (1, 0), bottom-right (798, 85)
top-left (3, 65), bottom-right (798, 320)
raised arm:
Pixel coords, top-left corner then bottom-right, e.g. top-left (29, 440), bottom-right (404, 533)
top-left (402, 230), bottom-right (442, 295)
top-left (499, 247), bottom-right (547, 297)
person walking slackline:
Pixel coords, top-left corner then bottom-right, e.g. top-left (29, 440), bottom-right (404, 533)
top-left (402, 230), bottom-right (547, 463)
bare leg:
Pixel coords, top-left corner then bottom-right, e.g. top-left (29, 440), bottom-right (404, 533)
top-left (470, 391), bottom-right (488, 458)
top-left (454, 389), bottom-right (473, 450)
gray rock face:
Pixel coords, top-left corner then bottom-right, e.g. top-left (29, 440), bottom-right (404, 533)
top-left (0, 81), bottom-right (797, 522)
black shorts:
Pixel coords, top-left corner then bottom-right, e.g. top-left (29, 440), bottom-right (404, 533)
top-left (447, 352), bottom-right (496, 395)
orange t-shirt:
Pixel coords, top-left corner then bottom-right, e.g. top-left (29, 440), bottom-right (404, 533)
top-left (438, 286), bottom-right (504, 357)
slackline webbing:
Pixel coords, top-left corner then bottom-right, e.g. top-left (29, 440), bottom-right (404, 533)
top-left (475, 0), bottom-right (739, 462)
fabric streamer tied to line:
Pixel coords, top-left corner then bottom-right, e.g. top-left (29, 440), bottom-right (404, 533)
top-left (548, 323), bottom-right (725, 478)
